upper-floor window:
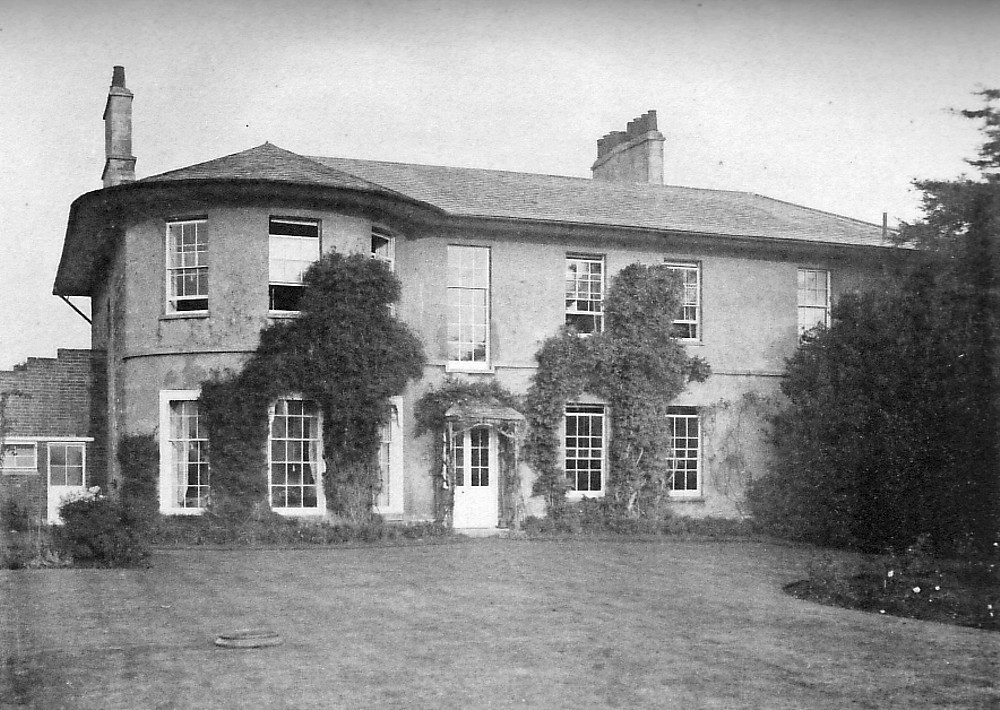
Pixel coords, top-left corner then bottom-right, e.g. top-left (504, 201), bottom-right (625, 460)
top-left (667, 407), bottom-right (701, 496)
top-left (268, 398), bottom-right (323, 512)
top-left (371, 227), bottom-right (395, 270)
top-left (798, 268), bottom-right (830, 339)
top-left (447, 245), bottom-right (490, 369)
top-left (269, 217), bottom-right (320, 312)
top-left (565, 255), bottom-right (604, 334)
top-left (564, 403), bottom-right (606, 496)
top-left (1, 442), bottom-right (37, 472)
top-left (166, 219), bottom-right (208, 313)
top-left (665, 261), bottom-right (700, 340)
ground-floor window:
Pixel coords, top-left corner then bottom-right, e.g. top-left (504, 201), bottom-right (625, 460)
top-left (1, 442), bottom-right (37, 472)
top-left (667, 407), bottom-right (701, 496)
top-left (159, 390), bottom-right (210, 513)
top-left (375, 397), bottom-right (404, 517)
top-left (269, 398), bottom-right (323, 512)
top-left (564, 403), bottom-right (606, 496)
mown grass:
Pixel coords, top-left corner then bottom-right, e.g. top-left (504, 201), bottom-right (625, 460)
top-left (3, 539), bottom-right (999, 709)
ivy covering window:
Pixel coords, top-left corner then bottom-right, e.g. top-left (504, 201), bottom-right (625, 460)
top-left (48, 442), bottom-right (85, 486)
top-left (564, 404), bottom-right (606, 495)
top-left (798, 268), bottom-right (830, 338)
top-left (667, 407), bottom-right (701, 495)
top-left (565, 255), bottom-right (604, 334)
top-left (269, 217), bottom-right (320, 312)
top-left (166, 219), bottom-right (208, 313)
top-left (169, 400), bottom-right (210, 509)
top-left (447, 245), bottom-right (490, 367)
top-left (665, 262), bottom-right (700, 340)
top-left (269, 398), bottom-right (321, 510)
top-left (1, 443), bottom-right (37, 472)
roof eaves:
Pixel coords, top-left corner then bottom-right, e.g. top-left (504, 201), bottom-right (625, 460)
top-left (446, 213), bottom-right (897, 250)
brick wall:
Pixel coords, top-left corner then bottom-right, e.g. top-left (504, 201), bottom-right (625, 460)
top-left (1, 349), bottom-right (97, 523)
top-left (0, 349), bottom-right (93, 437)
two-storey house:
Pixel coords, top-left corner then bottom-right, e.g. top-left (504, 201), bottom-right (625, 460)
top-left (53, 67), bottom-right (892, 529)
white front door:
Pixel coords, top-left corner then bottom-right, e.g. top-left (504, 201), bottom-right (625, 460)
top-left (47, 442), bottom-right (87, 524)
top-left (452, 427), bottom-right (498, 528)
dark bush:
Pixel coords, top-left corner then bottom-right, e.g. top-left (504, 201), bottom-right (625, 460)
top-left (1, 497), bottom-right (33, 532)
top-left (55, 494), bottom-right (150, 567)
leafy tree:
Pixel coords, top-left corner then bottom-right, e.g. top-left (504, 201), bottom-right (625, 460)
top-left (751, 92), bottom-right (1000, 554)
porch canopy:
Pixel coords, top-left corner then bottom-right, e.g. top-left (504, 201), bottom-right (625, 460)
top-left (444, 401), bottom-right (526, 437)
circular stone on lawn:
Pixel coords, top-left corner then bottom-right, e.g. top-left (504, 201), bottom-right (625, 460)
top-left (214, 629), bottom-right (283, 649)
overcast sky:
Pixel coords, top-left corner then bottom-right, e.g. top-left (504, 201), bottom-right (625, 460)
top-left (0, 0), bottom-right (998, 368)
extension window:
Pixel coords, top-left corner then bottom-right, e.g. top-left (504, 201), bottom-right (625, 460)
top-left (1, 442), bottom-right (37, 473)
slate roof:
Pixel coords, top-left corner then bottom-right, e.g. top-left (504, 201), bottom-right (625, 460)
top-left (140, 143), bottom-right (889, 248)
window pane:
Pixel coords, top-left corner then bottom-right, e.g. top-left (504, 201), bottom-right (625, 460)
top-left (665, 262), bottom-right (700, 340)
top-left (269, 398), bottom-right (320, 509)
top-left (564, 405), bottom-right (605, 492)
top-left (168, 400), bottom-right (210, 509)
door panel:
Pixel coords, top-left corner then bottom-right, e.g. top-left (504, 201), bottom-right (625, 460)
top-left (47, 443), bottom-right (87, 524)
top-left (452, 427), bottom-right (498, 528)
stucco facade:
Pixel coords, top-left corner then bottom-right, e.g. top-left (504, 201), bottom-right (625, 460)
top-left (53, 68), bottom-right (898, 527)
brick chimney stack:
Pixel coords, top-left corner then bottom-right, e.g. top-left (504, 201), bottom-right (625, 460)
top-left (102, 66), bottom-right (136, 187)
top-left (591, 111), bottom-right (664, 185)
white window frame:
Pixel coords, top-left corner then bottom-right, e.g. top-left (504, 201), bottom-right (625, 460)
top-left (371, 226), bottom-right (395, 271)
top-left (269, 217), bottom-right (321, 313)
top-left (798, 268), bottom-right (831, 340)
top-left (268, 397), bottom-right (325, 516)
top-left (565, 254), bottom-right (605, 334)
top-left (166, 219), bottom-right (209, 314)
top-left (159, 390), bottom-right (210, 514)
top-left (374, 396), bottom-right (404, 519)
top-left (667, 407), bottom-right (701, 497)
top-left (1, 441), bottom-right (38, 473)
top-left (563, 403), bottom-right (607, 498)
top-left (47, 442), bottom-right (86, 487)
top-left (664, 261), bottom-right (701, 341)
top-left (446, 245), bottom-right (491, 371)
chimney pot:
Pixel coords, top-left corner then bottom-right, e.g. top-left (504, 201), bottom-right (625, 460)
top-left (111, 65), bottom-right (126, 88)
top-left (591, 111), bottom-right (665, 185)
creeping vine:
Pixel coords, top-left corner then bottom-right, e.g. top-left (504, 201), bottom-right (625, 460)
top-left (200, 251), bottom-right (425, 520)
top-left (525, 263), bottom-right (711, 518)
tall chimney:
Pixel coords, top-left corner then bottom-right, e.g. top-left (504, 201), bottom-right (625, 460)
top-left (102, 65), bottom-right (136, 187)
top-left (591, 111), bottom-right (664, 185)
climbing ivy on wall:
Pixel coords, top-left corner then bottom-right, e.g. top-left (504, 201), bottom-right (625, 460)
top-left (700, 392), bottom-right (781, 516)
top-left (200, 251), bottom-right (425, 520)
top-left (525, 263), bottom-right (711, 518)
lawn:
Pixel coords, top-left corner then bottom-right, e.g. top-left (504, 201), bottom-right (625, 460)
top-left (2, 538), bottom-right (998, 709)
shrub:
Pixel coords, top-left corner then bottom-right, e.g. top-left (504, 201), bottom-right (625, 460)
top-left (55, 490), bottom-right (150, 567)
top-left (1, 497), bottom-right (33, 532)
